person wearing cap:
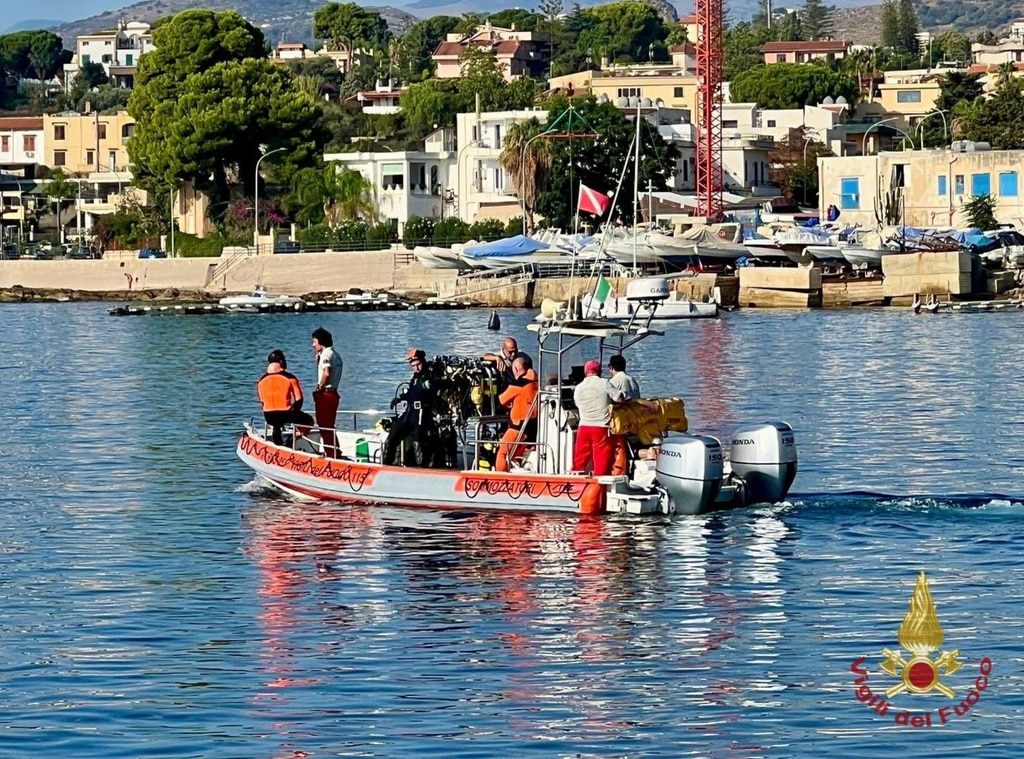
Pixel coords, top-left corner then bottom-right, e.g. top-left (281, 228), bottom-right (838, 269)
top-left (495, 355), bottom-right (539, 472)
top-left (311, 327), bottom-right (343, 458)
top-left (572, 359), bottom-right (614, 476)
top-left (383, 348), bottom-right (438, 466)
top-left (257, 349), bottom-right (315, 446)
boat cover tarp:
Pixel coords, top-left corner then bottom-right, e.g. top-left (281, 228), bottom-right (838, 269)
top-left (462, 235), bottom-right (549, 259)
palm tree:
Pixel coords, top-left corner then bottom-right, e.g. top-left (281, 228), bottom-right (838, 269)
top-left (41, 169), bottom-right (78, 227)
top-left (996, 61), bottom-right (1016, 89)
top-left (499, 119), bottom-right (552, 234)
top-left (291, 164), bottom-right (379, 227)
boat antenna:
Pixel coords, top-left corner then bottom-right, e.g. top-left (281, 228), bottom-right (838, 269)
top-left (632, 98), bottom-right (642, 275)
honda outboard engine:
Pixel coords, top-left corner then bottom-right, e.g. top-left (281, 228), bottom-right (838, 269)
top-left (655, 435), bottom-right (724, 515)
top-left (729, 422), bottom-right (797, 504)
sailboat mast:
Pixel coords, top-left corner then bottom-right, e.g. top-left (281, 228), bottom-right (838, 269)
top-left (632, 100), bottom-right (641, 273)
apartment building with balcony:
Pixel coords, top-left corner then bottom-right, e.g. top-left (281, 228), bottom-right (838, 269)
top-left (0, 117), bottom-right (45, 175)
top-left (761, 40), bottom-right (850, 64)
top-left (324, 129), bottom-right (456, 233)
top-left (63, 20), bottom-right (155, 89)
top-left (454, 110), bottom-right (550, 223)
top-left (432, 22), bottom-right (550, 82)
top-left (43, 111), bottom-right (134, 175)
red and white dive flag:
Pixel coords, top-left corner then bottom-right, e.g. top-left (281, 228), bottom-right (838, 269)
top-left (578, 184), bottom-right (611, 216)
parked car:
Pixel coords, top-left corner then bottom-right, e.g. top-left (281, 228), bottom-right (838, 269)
top-left (139, 248), bottom-right (167, 259)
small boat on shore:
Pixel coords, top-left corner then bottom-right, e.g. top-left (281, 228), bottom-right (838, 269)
top-left (237, 278), bottom-right (796, 516)
top-left (219, 286), bottom-right (305, 309)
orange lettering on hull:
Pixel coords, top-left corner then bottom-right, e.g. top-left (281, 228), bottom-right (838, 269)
top-left (240, 434), bottom-right (378, 492)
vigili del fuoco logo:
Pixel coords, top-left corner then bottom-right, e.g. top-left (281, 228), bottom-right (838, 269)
top-left (850, 571), bottom-right (992, 727)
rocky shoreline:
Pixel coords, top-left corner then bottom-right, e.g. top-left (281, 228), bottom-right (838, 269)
top-left (0, 286), bottom-right (441, 304)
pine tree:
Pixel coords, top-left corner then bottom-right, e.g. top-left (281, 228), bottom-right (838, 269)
top-left (802, 0), bottom-right (834, 41)
top-left (896, 0), bottom-right (920, 55)
top-left (880, 0), bottom-right (900, 51)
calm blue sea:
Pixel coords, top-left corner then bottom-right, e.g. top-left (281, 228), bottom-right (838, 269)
top-left (2, 303), bottom-right (1023, 758)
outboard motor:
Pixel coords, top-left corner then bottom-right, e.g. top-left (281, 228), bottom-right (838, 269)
top-left (655, 435), bottom-right (724, 515)
top-left (729, 422), bottom-right (798, 505)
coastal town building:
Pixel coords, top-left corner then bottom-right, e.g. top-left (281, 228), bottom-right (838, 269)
top-left (432, 22), bottom-right (550, 82)
top-left (875, 69), bottom-right (944, 129)
top-left (324, 129), bottom-right (456, 234)
top-left (351, 79), bottom-right (406, 115)
top-left (272, 42), bottom-right (314, 62)
top-left (760, 40), bottom-right (850, 65)
top-left (63, 20), bottom-right (155, 89)
top-left (454, 110), bottom-right (546, 223)
top-left (43, 110), bottom-right (134, 175)
top-left (818, 145), bottom-right (1024, 228)
top-left (315, 44), bottom-right (375, 76)
top-left (548, 66), bottom-right (700, 116)
top-left (0, 117), bottom-right (45, 175)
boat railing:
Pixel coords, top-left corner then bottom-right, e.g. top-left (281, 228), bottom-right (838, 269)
top-left (465, 415), bottom-right (556, 473)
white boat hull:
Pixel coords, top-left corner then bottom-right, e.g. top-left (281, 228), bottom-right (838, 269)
top-left (586, 294), bottom-right (718, 320)
top-left (413, 246), bottom-right (468, 270)
top-left (238, 429), bottom-right (607, 514)
top-left (219, 295), bottom-right (306, 307)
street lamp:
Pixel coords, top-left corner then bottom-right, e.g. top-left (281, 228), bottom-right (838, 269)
top-left (862, 117), bottom-right (914, 155)
top-left (254, 147), bottom-right (287, 250)
top-left (802, 128), bottom-right (827, 208)
top-left (456, 139), bottom-right (486, 225)
top-left (916, 109), bottom-right (949, 148)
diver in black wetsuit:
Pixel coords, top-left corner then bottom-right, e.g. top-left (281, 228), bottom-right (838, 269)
top-left (382, 348), bottom-right (440, 467)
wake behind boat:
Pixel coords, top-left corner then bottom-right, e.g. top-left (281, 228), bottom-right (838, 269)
top-left (237, 278), bottom-right (794, 516)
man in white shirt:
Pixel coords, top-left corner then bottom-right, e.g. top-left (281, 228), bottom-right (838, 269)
top-left (312, 326), bottom-right (344, 458)
top-left (607, 354), bottom-right (640, 475)
top-left (607, 354), bottom-right (640, 404)
top-left (572, 359), bottom-right (614, 476)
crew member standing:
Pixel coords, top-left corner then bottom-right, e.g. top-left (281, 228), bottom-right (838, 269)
top-left (495, 356), bottom-right (539, 472)
top-left (607, 354), bottom-right (640, 476)
top-left (572, 359), bottom-right (613, 476)
top-left (311, 327), bottom-right (343, 458)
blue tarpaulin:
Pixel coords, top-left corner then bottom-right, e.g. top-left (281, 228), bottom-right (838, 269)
top-left (461, 235), bottom-right (549, 259)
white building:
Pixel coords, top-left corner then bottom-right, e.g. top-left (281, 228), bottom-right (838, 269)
top-left (454, 109), bottom-right (548, 223)
top-left (324, 129), bottom-right (456, 233)
top-left (723, 102), bottom-right (850, 156)
top-left (352, 80), bottom-right (406, 116)
top-left (63, 20), bottom-right (155, 89)
top-left (0, 117), bottom-right (45, 170)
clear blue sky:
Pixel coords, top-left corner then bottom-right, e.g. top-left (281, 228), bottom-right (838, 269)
top-left (5, 0), bottom-right (120, 30)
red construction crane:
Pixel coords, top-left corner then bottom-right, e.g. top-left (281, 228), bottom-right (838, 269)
top-left (695, 0), bottom-right (724, 219)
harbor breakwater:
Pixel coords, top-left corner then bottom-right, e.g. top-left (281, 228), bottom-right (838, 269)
top-left (0, 251), bottom-right (454, 302)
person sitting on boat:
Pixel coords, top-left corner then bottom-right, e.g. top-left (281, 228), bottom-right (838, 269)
top-left (482, 337), bottom-right (531, 388)
top-left (311, 327), bottom-right (343, 458)
top-left (257, 350), bottom-right (315, 446)
top-left (382, 348), bottom-right (440, 467)
top-left (607, 354), bottom-right (640, 476)
top-left (572, 359), bottom-right (614, 476)
top-left (495, 356), bottom-right (539, 472)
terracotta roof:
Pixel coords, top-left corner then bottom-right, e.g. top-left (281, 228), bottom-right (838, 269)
top-left (0, 117), bottom-right (43, 129)
top-left (671, 42), bottom-right (696, 54)
top-left (277, 43), bottom-right (306, 49)
top-left (433, 39), bottom-right (525, 58)
top-left (358, 90), bottom-right (404, 99)
top-left (680, 14), bottom-right (698, 23)
top-left (761, 40), bottom-right (850, 53)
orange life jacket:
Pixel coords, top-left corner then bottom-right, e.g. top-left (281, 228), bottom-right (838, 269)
top-left (499, 369), bottom-right (538, 427)
top-left (257, 370), bottom-right (304, 412)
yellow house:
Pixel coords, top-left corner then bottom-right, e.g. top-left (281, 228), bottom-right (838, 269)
top-left (679, 14), bottom-right (700, 44)
top-left (549, 66), bottom-right (699, 115)
top-left (875, 70), bottom-right (943, 129)
top-left (43, 110), bottom-right (135, 174)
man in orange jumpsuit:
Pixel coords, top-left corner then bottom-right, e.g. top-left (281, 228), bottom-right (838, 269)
top-left (495, 356), bottom-right (539, 472)
top-left (257, 349), bottom-right (315, 446)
